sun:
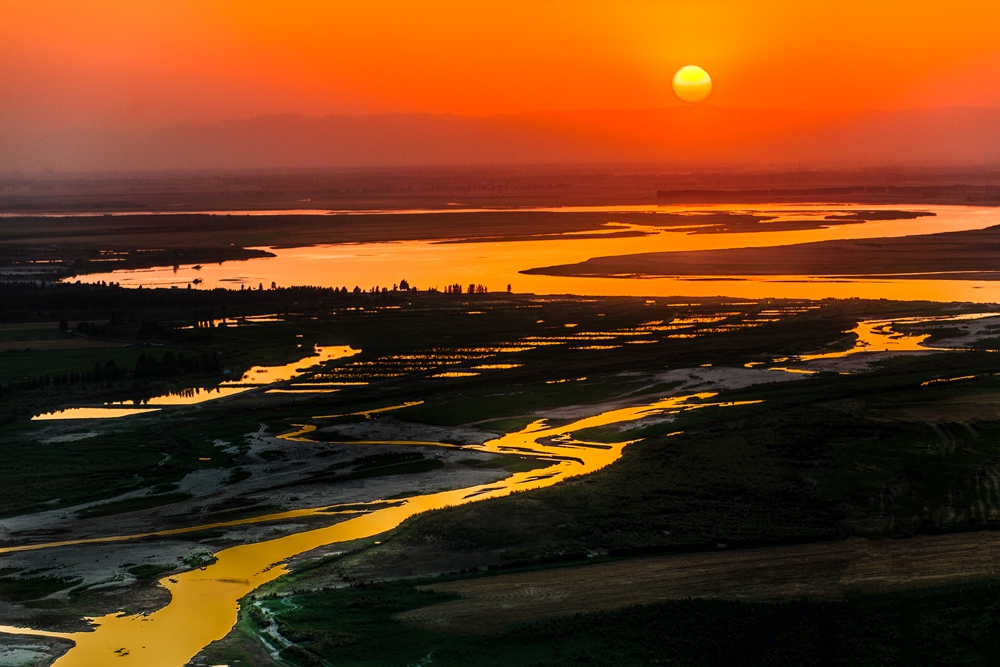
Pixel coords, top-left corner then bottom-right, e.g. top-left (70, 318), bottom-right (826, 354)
top-left (673, 65), bottom-right (713, 103)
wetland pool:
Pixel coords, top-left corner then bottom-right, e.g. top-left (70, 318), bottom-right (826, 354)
top-left (30, 345), bottom-right (361, 421)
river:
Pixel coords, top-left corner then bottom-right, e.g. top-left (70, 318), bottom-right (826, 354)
top-left (0, 392), bottom-right (757, 666)
top-left (67, 204), bottom-right (1000, 302)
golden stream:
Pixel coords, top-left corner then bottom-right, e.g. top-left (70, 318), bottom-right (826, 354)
top-left (0, 392), bottom-right (758, 666)
top-left (798, 313), bottom-right (999, 361)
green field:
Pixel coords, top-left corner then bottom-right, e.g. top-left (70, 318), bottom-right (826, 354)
top-left (206, 576), bottom-right (1000, 667)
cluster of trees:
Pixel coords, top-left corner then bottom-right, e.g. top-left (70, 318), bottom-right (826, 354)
top-left (239, 282), bottom-right (278, 292)
top-left (231, 280), bottom-right (418, 296)
top-left (74, 320), bottom-right (122, 339)
top-left (2, 360), bottom-right (128, 392)
top-left (1, 281), bottom-right (417, 326)
top-left (137, 320), bottom-right (178, 339)
top-left (0, 351), bottom-right (221, 396)
top-left (232, 284), bottom-right (423, 296)
top-left (134, 351), bottom-right (220, 379)
top-left (70, 319), bottom-right (213, 344)
top-left (353, 283), bottom-right (417, 294)
top-left (234, 282), bottom-right (423, 296)
top-left (441, 283), bottom-right (489, 294)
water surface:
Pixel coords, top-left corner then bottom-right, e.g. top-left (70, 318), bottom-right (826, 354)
top-left (68, 205), bottom-right (1000, 302)
top-left (31, 407), bottom-right (160, 421)
top-left (30, 345), bottom-right (361, 420)
top-left (798, 313), bottom-right (999, 361)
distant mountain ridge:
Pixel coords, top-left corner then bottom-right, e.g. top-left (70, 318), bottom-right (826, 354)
top-left (4, 106), bottom-right (999, 171)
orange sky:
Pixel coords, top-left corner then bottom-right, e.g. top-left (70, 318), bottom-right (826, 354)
top-left (2, 0), bottom-right (1000, 133)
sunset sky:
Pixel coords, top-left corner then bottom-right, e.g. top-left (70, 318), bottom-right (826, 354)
top-left (3, 0), bottom-right (1000, 135)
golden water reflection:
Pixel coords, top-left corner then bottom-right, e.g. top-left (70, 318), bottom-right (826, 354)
top-left (30, 346), bottom-right (361, 421)
top-left (222, 345), bottom-right (361, 385)
top-left (31, 407), bottom-right (160, 421)
top-left (3, 392), bottom-right (758, 667)
top-left (799, 313), bottom-right (1000, 361)
top-left (113, 386), bottom-right (251, 406)
top-left (67, 205), bottom-right (1000, 302)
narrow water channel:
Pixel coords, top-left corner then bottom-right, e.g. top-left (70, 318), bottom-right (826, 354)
top-left (797, 312), bottom-right (1000, 361)
top-left (0, 392), bottom-right (757, 666)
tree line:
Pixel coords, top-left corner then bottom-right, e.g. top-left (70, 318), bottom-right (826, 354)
top-left (0, 350), bottom-right (220, 394)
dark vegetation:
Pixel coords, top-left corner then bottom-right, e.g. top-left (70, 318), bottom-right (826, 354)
top-left (256, 577), bottom-right (1000, 667)
top-left (261, 453), bottom-right (446, 491)
top-left (0, 278), bottom-right (864, 422)
top-left (0, 351), bottom-right (219, 395)
top-left (0, 424), bottom-right (225, 517)
top-left (5, 178), bottom-right (1000, 662)
top-left (76, 492), bottom-right (194, 519)
top-left (0, 279), bottom-right (393, 325)
top-left (126, 564), bottom-right (175, 580)
top-left (0, 280), bottom-right (412, 421)
top-left (391, 352), bottom-right (1000, 564)
top-left (0, 574), bottom-right (83, 603)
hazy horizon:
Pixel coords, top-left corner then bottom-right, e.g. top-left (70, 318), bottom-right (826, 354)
top-left (4, 105), bottom-right (1000, 173)
top-left (4, 2), bottom-right (1000, 172)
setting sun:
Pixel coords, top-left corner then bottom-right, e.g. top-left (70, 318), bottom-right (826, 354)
top-left (673, 65), bottom-right (713, 103)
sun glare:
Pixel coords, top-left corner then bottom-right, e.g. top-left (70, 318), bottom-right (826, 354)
top-left (673, 65), bottom-right (713, 103)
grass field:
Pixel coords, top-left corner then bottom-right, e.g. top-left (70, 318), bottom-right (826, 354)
top-left (0, 426), bottom-right (230, 517)
top-left (224, 570), bottom-right (1000, 667)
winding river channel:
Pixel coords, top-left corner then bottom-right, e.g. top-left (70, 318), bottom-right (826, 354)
top-left (0, 393), bottom-right (757, 666)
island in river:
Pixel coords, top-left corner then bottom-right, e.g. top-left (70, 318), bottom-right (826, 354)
top-left (524, 222), bottom-right (1000, 281)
